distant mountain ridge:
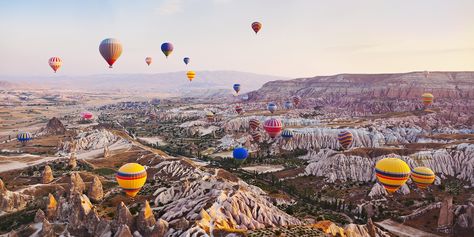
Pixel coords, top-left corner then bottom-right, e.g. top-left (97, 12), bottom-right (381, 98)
top-left (0, 71), bottom-right (287, 97)
top-left (249, 71), bottom-right (474, 101)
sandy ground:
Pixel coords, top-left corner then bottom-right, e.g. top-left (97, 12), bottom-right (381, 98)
top-left (137, 136), bottom-right (168, 146)
top-left (376, 219), bottom-right (441, 237)
top-left (242, 165), bottom-right (285, 174)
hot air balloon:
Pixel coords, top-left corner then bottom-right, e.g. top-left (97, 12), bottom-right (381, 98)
top-left (251, 131), bottom-right (262, 143)
top-left (206, 111), bottom-right (215, 122)
top-left (263, 118), bottom-right (282, 138)
top-left (421, 93), bottom-right (434, 107)
top-left (48, 57), bottom-right (62, 73)
top-left (233, 147), bottom-right (248, 160)
top-left (145, 57), bottom-right (152, 66)
top-left (233, 84), bottom-right (241, 94)
top-left (338, 130), bottom-right (353, 150)
top-left (161, 42), bottom-right (174, 58)
top-left (17, 132), bottom-right (32, 144)
top-left (183, 57), bottom-right (190, 65)
top-left (251, 22), bottom-right (262, 34)
top-left (284, 101), bottom-right (292, 110)
top-left (281, 129), bottom-right (294, 140)
top-left (249, 118), bottom-right (261, 131)
top-left (99, 38), bottom-right (123, 68)
top-left (186, 71), bottom-right (196, 82)
top-left (292, 96), bottom-right (301, 106)
top-left (80, 111), bottom-right (93, 120)
top-left (375, 158), bottom-right (411, 193)
top-left (411, 167), bottom-right (435, 189)
top-left (116, 163), bottom-right (147, 197)
top-left (235, 105), bottom-right (244, 115)
top-left (267, 102), bottom-right (277, 114)
top-left (242, 94), bottom-right (249, 101)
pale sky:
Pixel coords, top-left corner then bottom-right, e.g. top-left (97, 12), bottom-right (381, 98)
top-left (0, 0), bottom-right (473, 78)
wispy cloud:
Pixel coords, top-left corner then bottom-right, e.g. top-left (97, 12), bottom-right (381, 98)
top-left (156, 0), bottom-right (183, 15)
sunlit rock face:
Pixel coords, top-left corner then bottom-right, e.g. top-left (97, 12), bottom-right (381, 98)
top-left (59, 129), bottom-right (123, 153)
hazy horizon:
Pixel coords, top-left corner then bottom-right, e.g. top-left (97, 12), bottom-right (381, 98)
top-left (1, 0), bottom-right (473, 78)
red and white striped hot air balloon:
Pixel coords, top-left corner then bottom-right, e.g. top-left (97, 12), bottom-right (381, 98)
top-left (263, 118), bottom-right (282, 139)
top-left (145, 57), bottom-right (152, 66)
top-left (48, 57), bottom-right (62, 73)
top-left (99, 38), bottom-right (123, 68)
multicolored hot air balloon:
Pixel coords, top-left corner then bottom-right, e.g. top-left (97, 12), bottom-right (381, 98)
top-left (233, 84), bottom-right (241, 94)
top-left (48, 57), bottom-right (62, 73)
top-left (249, 118), bottom-right (260, 131)
top-left (251, 22), bottom-right (262, 34)
top-left (145, 57), bottom-right (152, 66)
top-left (292, 96), bottom-right (301, 107)
top-left (263, 118), bottom-right (282, 139)
top-left (375, 158), bottom-right (411, 193)
top-left (267, 102), bottom-right (277, 114)
top-left (235, 105), bottom-right (244, 115)
top-left (281, 129), bottom-right (294, 140)
top-left (80, 111), bottom-right (93, 120)
top-left (99, 38), bottom-right (123, 68)
top-left (116, 163), bottom-right (147, 197)
top-left (161, 42), bottom-right (174, 58)
top-left (206, 111), bottom-right (215, 122)
top-left (251, 131), bottom-right (262, 143)
top-left (421, 93), bottom-right (434, 107)
top-left (186, 71), bottom-right (196, 82)
top-left (284, 101), bottom-right (292, 110)
top-left (183, 57), bottom-right (190, 65)
top-left (233, 147), bottom-right (248, 160)
top-left (411, 167), bottom-right (435, 189)
top-left (338, 130), bottom-right (353, 150)
top-left (17, 132), bottom-right (32, 144)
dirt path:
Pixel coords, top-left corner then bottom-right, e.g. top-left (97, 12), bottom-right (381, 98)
top-left (376, 219), bottom-right (442, 237)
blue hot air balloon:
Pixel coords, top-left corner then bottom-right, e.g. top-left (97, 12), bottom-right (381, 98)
top-left (281, 129), bottom-right (294, 140)
top-left (161, 42), bottom-right (174, 58)
top-left (267, 102), bottom-right (277, 114)
top-left (233, 147), bottom-right (248, 160)
top-left (183, 57), bottom-right (190, 65)
top-left (233, 84), bottom-right (241, 94)
top-left (17, 132), bottom-right (32, 144)
top-left (284, 101), bottom-right (292, 109)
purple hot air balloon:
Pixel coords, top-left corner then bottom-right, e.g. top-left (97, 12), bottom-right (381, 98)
top-left (161, 42), bottom-right (174, 58)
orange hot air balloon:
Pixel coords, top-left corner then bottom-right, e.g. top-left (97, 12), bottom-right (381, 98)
top-left (145, 57), bottom-right (152, 66)
top-left (421, 93), bottom-right (434, 106)
top-left (48, 57), bottom-right (62, 73)
top-left (251, 22), bottom-right (262, 34)
top-left (99, 38), bottom-right (123, 68)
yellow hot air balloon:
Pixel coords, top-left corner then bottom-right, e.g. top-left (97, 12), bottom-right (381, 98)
top-left (375, 158), bottom-right (411, 193)
top-left (411, 167), bottom-right (435, 189)
top-left (421, 93), bottom-right (434, 106)
top-left (186, 71), bottom-right (196, 82)
top-left (116, 163), bottom-right (147, 197)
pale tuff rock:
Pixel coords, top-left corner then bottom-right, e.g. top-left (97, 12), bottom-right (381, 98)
top-left (39, 218), bottom-right (54, 237)
top-left (46, 193), bottom-right (57, 220)
top-left (0, 181), bottom-right (30, 212)
top-left (115, 202), bottom-right (134, 231)
top-left (455, 202), bottom-right (474, 229)
top-left (0, 178), bottom-right (6, 193)
top-left (437, 196), bottom-right (454, 233)
top-left (67, 193), bottom-right (94, 232)
top-left (399, 202), bottom-right (442, 222)
top-left (136, 200), bottom-right (156, 235)
top-left (34, 209), bottom-right (46, 223)
top-left (149, 219), bottom-right (169, 237)
top-left (88, 176), bottom-right (104, 202)
top-left (94, 219), bottom-right (113, 237)
top-left (60, 129), bottom-right (120, 152)
top-left (85, 207), bottom-right (101, 235)
top-left (68, 153), bottom-right (77, 169)
top-left (104, 146), bottom-right (110, 158)
top-left (69, 172), bottom-right (86, 195)
top-left (42, 165), bottom-right (54, 184)
top-left (113, 225), bottom-right (133, 237)
top-left (368, 183), bottom-right (388, 198)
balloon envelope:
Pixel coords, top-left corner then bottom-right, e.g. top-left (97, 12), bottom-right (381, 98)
top-left (249, 118), bottom-right (260, 130)
top-left (183, 57), bottom-right (190, 65)
top-left (206, 111), bottom-right (215, 122)
top-left (99, 38), bottom-right (123, 68)
top-left (186, 71), bottom-right (196, 82)
top-left (421, 93), bottom-right (434, 106)
top-left (233, 84), bottom-right (241, 94)
top-left (48, 57), bottom-right (62, 73)
top-left (338, 130), bottom-right (353, 150)
top-left (281, 129), bottom-right (294, 140)
top-left (292, 96), bottom-right (301, 106)
top-left (17, 132), bottom-right (32, 143)
top-left (375, 158), bottom-right (411, 193)
top-left (235, 105), bottom-right (244, 114)
top-left (116, 163), bottom-right (147, 197)
top-left (267, 102), bottom-right (277, 114)
top-left (284, 101), bottom-right (292, 109)
top-left (233, 147), bottom-right (248, 160)
top-left (411, 167), bottom-right (435, 189)
top-left (145, 57), bottom-right (152, 66)
top-left (161, 42), bottom-right (174, 57)
top-left (251, 22), bottom-right (262, 34)
top-left (81, 112), bottom-right (93, 120)
top-left (263, 118), bottom-right (282, 138)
